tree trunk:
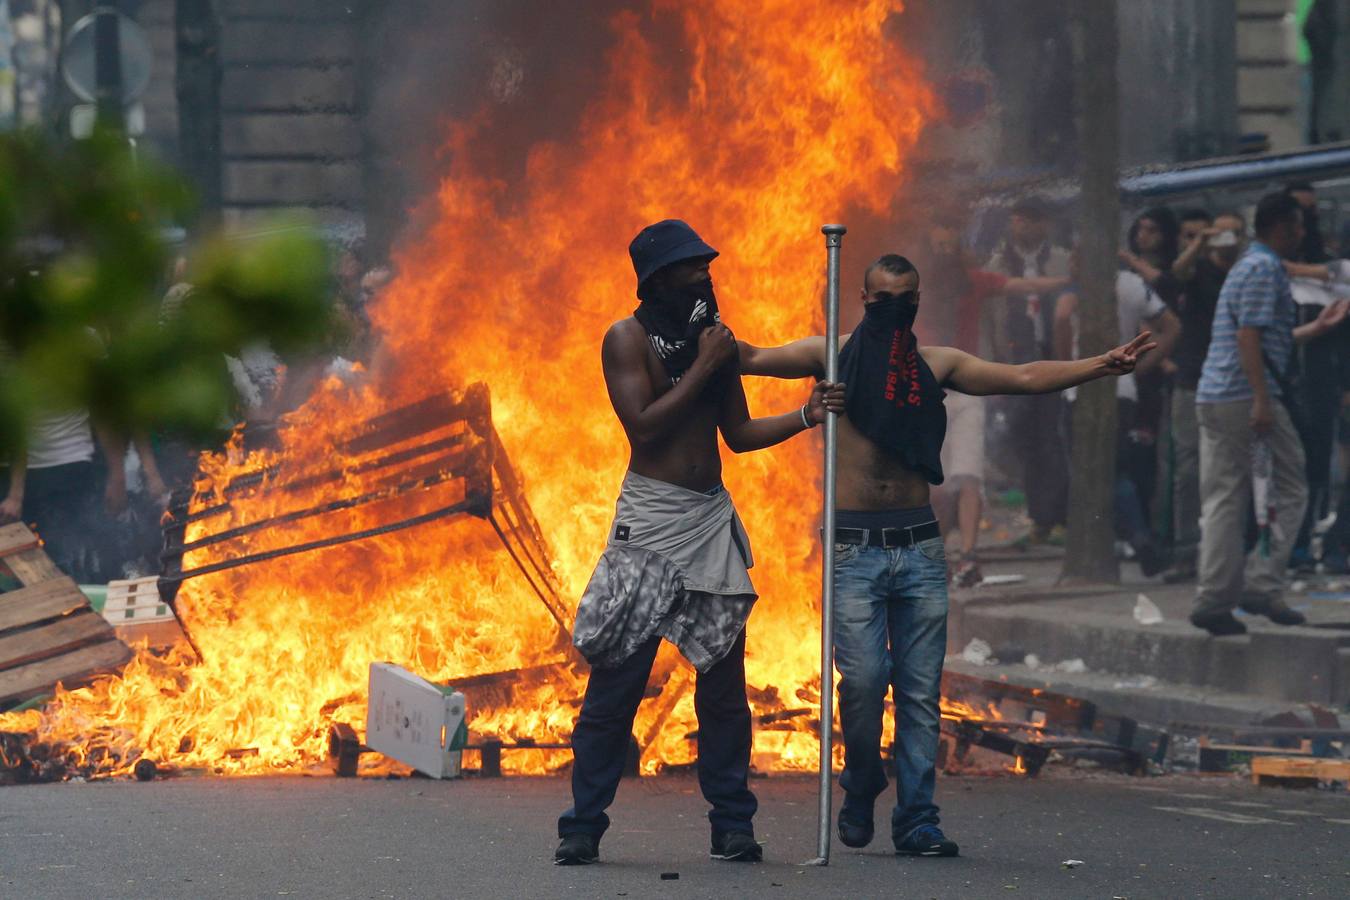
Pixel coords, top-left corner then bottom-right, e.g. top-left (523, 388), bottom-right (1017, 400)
top-left (1061, 1), bottom-right (1120, 584)
top-left (175, 0), bottom-right (221, 228)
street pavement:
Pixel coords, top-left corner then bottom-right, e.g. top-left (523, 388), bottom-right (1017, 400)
top-left (2, 770), bottom-right (1347, 899)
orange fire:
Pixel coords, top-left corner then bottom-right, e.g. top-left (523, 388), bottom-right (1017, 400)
top-left (0, 0), bottom-right (936, 777)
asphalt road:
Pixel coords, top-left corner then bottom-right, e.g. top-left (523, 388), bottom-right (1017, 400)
top-left (2, 770), bottom-right (1347, 899)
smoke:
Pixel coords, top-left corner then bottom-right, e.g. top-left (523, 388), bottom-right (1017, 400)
top-left (359, 0), bottom-right (922, 303)
top-left (361, 0), bottom-right (637, 254)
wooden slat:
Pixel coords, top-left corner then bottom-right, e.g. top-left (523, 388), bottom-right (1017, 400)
top-left (0, 523), bottom-right (39, 557)
top-left (0, 578), bottom-right (87, 633)
top-left (1252, 756), bottom-right (1350, 783)
top-left (0, 639), bottom-right (134, 705)
top-left (4, 547), bottom-right (62, 586)
top-left (0, 612), bottom-right (115, 672)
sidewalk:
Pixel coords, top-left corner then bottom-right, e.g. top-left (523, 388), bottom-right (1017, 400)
top-left (946, 546), bottom-right (1350, 730)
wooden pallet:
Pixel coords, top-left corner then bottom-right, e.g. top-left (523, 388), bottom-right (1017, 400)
top-left (0, 523), bottom-right (133, 709)
top-left (1198, 741), bottom-right (1313, 773)
top-left (1251, 755), bottom-right (1350, 786)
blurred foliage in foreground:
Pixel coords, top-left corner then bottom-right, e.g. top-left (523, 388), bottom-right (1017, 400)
top-left (0, 128), bottom-right (334, 456)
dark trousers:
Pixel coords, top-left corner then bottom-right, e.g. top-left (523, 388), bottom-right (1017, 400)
top-left (1115, 399), bottom-right (1158, 546)
top-left (1, 461), bottom-right (104, 583)
top-left (1293, 387), bottom-right (1339, 552)
top-left (1011, 393), bottom-right (1069, 529)
top-left (558, 631), bottom-right (757, 841)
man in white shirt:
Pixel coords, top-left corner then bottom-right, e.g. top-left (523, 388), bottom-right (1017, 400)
top-left (1, 406), bottom-right (125, 582)
top-left (1053, 269), bottom-right (1180, 573)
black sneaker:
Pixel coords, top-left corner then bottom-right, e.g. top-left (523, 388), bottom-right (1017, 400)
top-left (554, 833), bottom-right (599, 866)
top-left (837, 800), bottom-right (874, 848)
top-left (1239, 592), bottom-right (1307, 626)
top-left (710, 831), bottom-right (762, 862)
top-left (895, 824), bottom-right (959, 857)
top-left (1189, 609), bottom-right (1247, 636)
top-left (1263, 603), bottom-right (1307, 626)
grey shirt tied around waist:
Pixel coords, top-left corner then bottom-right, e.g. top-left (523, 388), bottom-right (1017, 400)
top-left (572, 471), bottom-right (757, 672)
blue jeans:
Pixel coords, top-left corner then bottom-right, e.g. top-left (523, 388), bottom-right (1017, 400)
top-left (558, 631), bottom-right (757, 841)
top-left (833, 537), bottom-right (948, 841)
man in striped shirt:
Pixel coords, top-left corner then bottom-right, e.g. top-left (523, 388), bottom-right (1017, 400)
top-left (1192, 192), bottom-right (1348, 636)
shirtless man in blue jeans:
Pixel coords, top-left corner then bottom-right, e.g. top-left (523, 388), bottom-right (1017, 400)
top-left (740, 253), bottom-right (1153, 856)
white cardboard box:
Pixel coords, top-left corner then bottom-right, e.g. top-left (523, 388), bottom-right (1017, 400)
top-left (365, 662), bottom-right (467, 779)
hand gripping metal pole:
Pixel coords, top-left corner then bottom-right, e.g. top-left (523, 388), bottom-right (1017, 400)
top-left (805, 223), bottom-right (846, 867)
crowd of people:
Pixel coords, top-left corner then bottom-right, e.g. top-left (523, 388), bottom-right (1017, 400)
top-left (0, 239), bottom-right (387, 586)
top-left (919, 184), bottom-right (1350, 635)
top-left (6, 185), bottom-right (1350, 643)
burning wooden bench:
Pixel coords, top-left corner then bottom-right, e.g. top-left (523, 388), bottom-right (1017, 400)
top-left (158, 384), bottom-right (572, 646)
top-left (155, 384), bottom-right (595, 775)
top-left (0, 523), bottom-right (133, 710)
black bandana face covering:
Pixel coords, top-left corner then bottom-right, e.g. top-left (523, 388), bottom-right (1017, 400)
top-left (633, 277), bottom-right (720, 383)
top-left (862, 290), bottom-right (920, 332)
top-left (838, 288), bottom-right (947, 484)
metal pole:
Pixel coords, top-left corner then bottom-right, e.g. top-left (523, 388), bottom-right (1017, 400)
top-left (94, 6), bottom-right (124, 130)
top-left (806, 223), bottom-right (846, 866)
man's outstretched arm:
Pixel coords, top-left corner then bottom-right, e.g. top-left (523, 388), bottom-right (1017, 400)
top-left (737, 336), bottom-right (828, 380)
top-left (928, 332), bottom-right (1157, 396)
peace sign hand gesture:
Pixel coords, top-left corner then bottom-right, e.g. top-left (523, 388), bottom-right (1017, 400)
top-left (1100, 331), bottom-right (1158, 376)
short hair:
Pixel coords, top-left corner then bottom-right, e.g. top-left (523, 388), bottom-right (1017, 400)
top-left (1253, 191), bottom-right (1302, 236)
top-left (865, 254), bottom-right (918, 288)
top-left (1179, 208), bottom-right (1213, 225)
top-left (1285, 181), bottom-right (1316, 195)
top-left (1129, 206), bottom-right (1180, 265)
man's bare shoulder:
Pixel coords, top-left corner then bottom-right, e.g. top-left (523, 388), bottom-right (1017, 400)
top-left (606, 316), bottom-right (643, 339)
top-left (602, 317), bottom-right (650, 367)
top-left (604, 316), bottom-right (647, 348)
top-left (919, 344), bottom-right (965, 383)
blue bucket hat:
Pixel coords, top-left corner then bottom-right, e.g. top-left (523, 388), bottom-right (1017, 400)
top-left (628, 219), bottom-right (719, 289)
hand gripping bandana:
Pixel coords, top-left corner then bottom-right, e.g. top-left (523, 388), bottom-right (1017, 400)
top-left (633, 278), bottom-right (721, 383)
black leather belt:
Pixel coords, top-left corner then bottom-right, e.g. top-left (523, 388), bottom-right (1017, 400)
top-left (834, 521), bottom-right (941, 549)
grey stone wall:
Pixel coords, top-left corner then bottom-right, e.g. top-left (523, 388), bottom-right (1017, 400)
top-left (216, 0), bottom-right (363, 228)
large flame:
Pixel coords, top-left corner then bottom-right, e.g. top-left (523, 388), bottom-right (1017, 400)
top-left (1, 0), bottom-right (934, 777)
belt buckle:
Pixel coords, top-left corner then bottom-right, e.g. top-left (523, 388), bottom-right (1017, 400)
top-left (834, 527), bottom-right (866, 546)
top-left (890, 525), bottom-right (920, 549)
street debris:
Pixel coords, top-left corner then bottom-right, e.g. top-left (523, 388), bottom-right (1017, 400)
top-left (938, 671), bottom-right (1168, 776)
top-left (1060, 859), bottom-right (1085, 869)
top-left (961, 638), bottom-right (994, 665)
top-left (1112, 675), bottom-right (1158, 690)
top-left (365, 663), bottom-right (467, 779)
top-left (1180, 706), bottom-right (1345, 773)
top-left (0, 523), bottom-right (134, 709)
top-left (1132, 593), bottom-right (1163, 625)
top-left (1022, 654), bottom-right (1090, 674)
top-left (1251, 756), bottom-right (1350, 787)
top-left (979, 574), bottom-right (1026, 587)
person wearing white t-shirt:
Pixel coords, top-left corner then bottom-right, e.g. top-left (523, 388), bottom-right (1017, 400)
top-left (1053, 269), bottom-right (1180, 574)
top-left (1, 407), bottom-right (125, 583)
